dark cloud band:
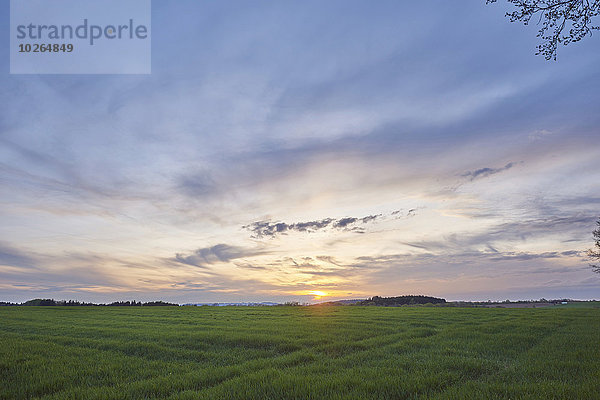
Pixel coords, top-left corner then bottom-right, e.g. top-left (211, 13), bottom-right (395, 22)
top-left (242, 212), bottom-right (407, 238)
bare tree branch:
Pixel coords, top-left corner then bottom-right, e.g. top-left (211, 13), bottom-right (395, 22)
top-left (487, 0), bottom-right (600, 60)
top-left (587, 218), bottom-right (600, 273)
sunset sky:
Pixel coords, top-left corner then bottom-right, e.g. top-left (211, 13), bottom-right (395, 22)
top-left (1, 0), bottom-right (599, 303)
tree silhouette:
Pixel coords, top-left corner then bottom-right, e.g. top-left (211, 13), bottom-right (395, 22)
top-left (588, 218), bottom-right (600, 273)
top-left (487, 0), bottom-right (600, 60)
top-left (359, 295), bottom-right (446, 306)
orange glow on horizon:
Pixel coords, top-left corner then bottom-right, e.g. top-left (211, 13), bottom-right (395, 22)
top-left (308, 290), bottom-right (328, 299)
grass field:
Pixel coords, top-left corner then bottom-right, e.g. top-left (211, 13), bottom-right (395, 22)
top-left (1, 305), bottom-right (599, 399)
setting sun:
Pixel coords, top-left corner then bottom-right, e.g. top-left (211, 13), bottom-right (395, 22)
top-left (308, 291), bottom-right (328, 299)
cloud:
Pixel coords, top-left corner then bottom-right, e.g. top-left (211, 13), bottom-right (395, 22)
top-left (561, 250), bottom-right (584, 257)
top-left (489, 215), bottom-right (593, 241)
top-left (529, 129), bottom-right (552, 141)
top-left (462, 162), bottom-right (514, 181)
top-left (334, 217), bottom-right (357, 228)
top-left (244, 213), bottom-right (385, 237)
top-left (174, 244), bottom-right (268, 268)
top-left (488, 251), bottom-right (562, 261)
top-left (233, 262), bottom-right (269, 271)
top-left (404, 214), bottom-right (594, 253)
top-left (0, 248), bottom-right (171, 302)
top-left (466, 247), bottom-right (577, 263)
top-left (316, 256), bottom-right (343, 266)
top-left (0, 242), bottom-right (36, 268)
top-left (243, 218), bottom-right (333, 238)
top-left (178, 172), bottom-right (218, 197)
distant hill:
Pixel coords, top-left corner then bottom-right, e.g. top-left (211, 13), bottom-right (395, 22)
top-left (358, 295), bottom-right (446, 306)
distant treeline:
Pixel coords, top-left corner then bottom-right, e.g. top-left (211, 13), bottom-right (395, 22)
top-left (358, 295), bottom-right (446, 306)
top-left (0, 299), bottom-right (179, 306)
top-left (0, 297), bottom-right (585, 308)
top-left (355, 297), bottom-right (582, 307)
top-left (454, 299), bottom-right (575, 307)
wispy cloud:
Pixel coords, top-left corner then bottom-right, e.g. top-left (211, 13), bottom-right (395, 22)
top-left (528, 129), bottom-right (552, 141)
top-left (174, 244), bottom-right (268, 268)
top-left (489, 251), bottom-right (576, 261)
top-left (462, 162), bottom-right (514, 181)
top-left (0, 242), bottom-right (36, 269)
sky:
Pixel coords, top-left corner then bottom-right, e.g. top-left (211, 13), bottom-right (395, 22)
top-left (1, 0), bottom-right (599, 303)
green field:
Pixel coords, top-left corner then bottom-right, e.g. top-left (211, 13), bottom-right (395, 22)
top-left (1, 305), bottom-right (599, 399)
